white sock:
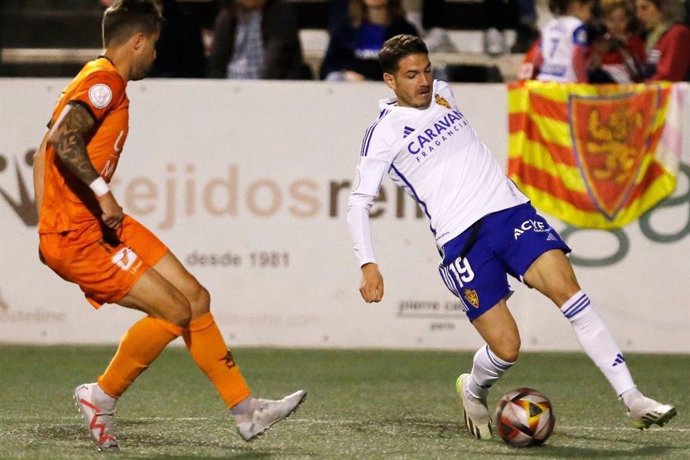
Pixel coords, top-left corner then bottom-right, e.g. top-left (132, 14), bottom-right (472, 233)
top-left (467, 345), bottom-right (514, 400)
top-left (620, 387), bottom-right (645, 409)
top-left (562, 291), bottom-right (635, 397)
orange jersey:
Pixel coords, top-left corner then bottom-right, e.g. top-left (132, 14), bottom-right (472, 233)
top-left (39, 57), bottom-right (129, 233)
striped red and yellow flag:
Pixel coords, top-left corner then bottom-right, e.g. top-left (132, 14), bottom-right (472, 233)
top-left (508, 81), bottom-right (681, 229)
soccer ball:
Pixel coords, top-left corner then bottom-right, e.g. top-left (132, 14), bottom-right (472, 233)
top-left (495, 387), bottom-right (555, 447)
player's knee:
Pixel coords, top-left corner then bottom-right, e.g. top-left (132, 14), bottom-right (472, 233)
top-left (189, 283), bottom-right (210, 317)
top-left (167, 293), bottom-right (192, 328)
top-left (553, 282), bottom-right (582, 307)
top-left (493, 337), bottom-right (520, 363)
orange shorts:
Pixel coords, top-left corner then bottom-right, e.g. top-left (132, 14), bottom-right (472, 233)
top-left (39, 215), bottom-right (168, 308)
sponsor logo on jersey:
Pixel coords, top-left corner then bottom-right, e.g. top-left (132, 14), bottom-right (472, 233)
top-left (463, 288), bottom-right (479, 308)
top-left (403, 126), bottom-right (415, 138)
top-left (513, 219), bottom-right (549, 239)
top-left (435, 94), bottom-right (451, 109)
top-left (406, 109), bottom-right (468, 161)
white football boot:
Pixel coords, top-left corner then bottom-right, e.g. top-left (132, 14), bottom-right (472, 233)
top-left (236, 390), bottom-right (307, 441)
top-left (626, 395), bottom-right (677, 429)
top-left (74, 383), bottom-right (119, 451)
top-left (456, 374), bottom-right (492, 439)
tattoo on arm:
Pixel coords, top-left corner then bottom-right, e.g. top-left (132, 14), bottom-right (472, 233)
top-left (49, 103), bottom-right (99, 185)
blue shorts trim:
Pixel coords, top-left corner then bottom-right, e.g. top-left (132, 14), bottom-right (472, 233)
top-left (438, 203), bottom-right (570, 321)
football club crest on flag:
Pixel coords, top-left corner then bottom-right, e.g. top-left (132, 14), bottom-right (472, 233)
top-left (463, 288), bottom-right (479, 308)
top-left (507, 81), bottom-right (684, 229)
top-left (569, 92), bottom-right (656, 220)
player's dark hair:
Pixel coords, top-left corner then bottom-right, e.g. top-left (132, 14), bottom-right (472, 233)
top-left (548, 0), bottom-right (594, 15)
top-left (379, 34), bottom-right (428, 74)
top-left (102, 0), bottom-right (164, 47)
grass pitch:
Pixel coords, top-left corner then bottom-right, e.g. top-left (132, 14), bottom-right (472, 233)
top-left (0, 346), bottom-right (688, 459)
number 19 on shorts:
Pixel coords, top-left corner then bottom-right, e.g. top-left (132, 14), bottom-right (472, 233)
top-left (439, 256), bottom-right (475, 297)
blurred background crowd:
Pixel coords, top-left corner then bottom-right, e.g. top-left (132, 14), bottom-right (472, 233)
top-left (0, 0), bottom-right (688, 82)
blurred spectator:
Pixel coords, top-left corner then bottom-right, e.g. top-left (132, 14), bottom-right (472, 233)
top-left (511, 0), bottom-right (541, 53)
top-left (330, 0), bottom-right (350, 31)
top-left (588, 0), bottom-right (646, 82)
top-left (636, 0), bottom-right (690, 80)
top-left (151, 0), bottom-right (206, 78)
top-left (320, 0), bottom-right (418, 81)
top-left (419, 0), bottom-right (456, 52)
top-left (534, 0), bottom-right (595, 82)
top-left (482, 0), bottom-right (514, 56)
top-left (517, 37), bottom-right (542, 79)
top-left (208, 0), bottom-right (311, 79)
top-left (477, 0), bottom-right (540, 55)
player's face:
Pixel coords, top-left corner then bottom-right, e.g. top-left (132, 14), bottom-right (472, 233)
top-left (384, 53), bottom-right (433, 109)
top-left (636, 0), bottom-right (662, 29)
top-left (131, 31), bottom-right (160, 81)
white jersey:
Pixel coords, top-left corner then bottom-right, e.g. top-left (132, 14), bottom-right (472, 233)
top-left (537, 16), bottom-right (588, 82)
top-left (346, 80), bottom-right (528, 266)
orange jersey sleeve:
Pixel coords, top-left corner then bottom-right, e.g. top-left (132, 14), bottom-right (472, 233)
top-left (40, 58), bottom-right (129, 233)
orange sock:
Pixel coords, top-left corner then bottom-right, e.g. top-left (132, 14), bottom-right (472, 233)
top-left (183, 312), bottom-right (251, 408)
top-left (98, 316), bottom-right (182, 398)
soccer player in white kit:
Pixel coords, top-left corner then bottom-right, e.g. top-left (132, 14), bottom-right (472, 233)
top-left (346, 34), bottom-right (676, 440)
top-left (534, 0), bottom-right (594, 82)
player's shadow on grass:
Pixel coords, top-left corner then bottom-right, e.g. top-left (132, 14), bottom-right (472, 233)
top-left (541, 431), bottom-right (673, 458)
top-left (499, 445), bottom-right (673, 458)
top-left (43, 422), bottom-right (311, 458)
top-left (377, 417), bottom-right (470, 438)
top-left (378, 418), bottom-right (673, 458)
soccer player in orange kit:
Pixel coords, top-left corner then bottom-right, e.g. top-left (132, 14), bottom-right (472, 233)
top-left (32, 0), bottom-right (305, 451)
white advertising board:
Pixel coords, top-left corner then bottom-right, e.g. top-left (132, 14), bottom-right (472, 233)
top-left (1, 79), bottom-right (688, 352)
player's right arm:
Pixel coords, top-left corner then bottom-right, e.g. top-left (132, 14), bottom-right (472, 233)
top-left (346, 155), bottom-right (391, 303)
top-left (48, 102), bottom-right (124, 230)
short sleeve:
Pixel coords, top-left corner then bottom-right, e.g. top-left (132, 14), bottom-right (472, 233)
top-left (572, 25), bottom-right (587, 47)
top-left (68, 71), bottom-right (125, 122)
